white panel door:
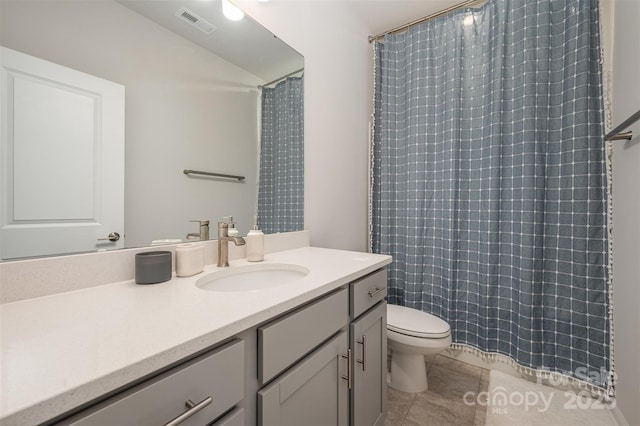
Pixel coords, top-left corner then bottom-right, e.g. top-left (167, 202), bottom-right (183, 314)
top-left (0, 47), bottom-right (125, 259)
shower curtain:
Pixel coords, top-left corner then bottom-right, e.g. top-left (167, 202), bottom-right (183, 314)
top-left (371, 0), bottom-right (612, 394)
top-left (257, 75), bottom-right (304, 234)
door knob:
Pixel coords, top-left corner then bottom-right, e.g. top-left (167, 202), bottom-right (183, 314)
top-left (97, 232), bottom-right (120, 242)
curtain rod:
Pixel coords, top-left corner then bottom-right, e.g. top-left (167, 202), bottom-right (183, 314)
top-left (368, 0), bottom-right (487, 43)
top-left (258, 67), bottom-right (304, 89)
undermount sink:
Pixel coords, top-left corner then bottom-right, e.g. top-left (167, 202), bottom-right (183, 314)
top-left (195, 263), bottom-right (309, 292)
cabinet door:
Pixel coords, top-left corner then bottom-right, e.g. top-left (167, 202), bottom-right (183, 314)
top-left (258, 330), bottom-right (349, 426)
top-left (351, 302), bottom-right (387, 426)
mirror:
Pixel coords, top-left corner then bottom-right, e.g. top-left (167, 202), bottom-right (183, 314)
top-left (0, 0), bottom-right (304, 260)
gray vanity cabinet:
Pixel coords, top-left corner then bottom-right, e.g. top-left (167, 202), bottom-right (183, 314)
top-left (257, 287), bottom-right (350, 426)
top-left (258, 330), bottom-right (350, 426)
top-left (349, 269), bottom-right (387, 426)
top-left (52, 269), bottom-right (388, 426)
top-left (350, 301), bottom-right (387, 426)
top-left (257, 269), bottom-right (388, 426)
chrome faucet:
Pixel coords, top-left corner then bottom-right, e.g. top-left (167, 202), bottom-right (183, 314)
top-left (186, 220), bottom-right (210, 241)
top-left (217, 221), bottom-right (245, 267)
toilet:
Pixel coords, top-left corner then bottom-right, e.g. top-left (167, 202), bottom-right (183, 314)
top-left (387, 304), bottom-right (452, 393)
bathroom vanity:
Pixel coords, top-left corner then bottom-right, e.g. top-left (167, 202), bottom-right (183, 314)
top-left (0, 245), bottom-right (391, 425)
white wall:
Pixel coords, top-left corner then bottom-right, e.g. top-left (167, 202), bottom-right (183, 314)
top-left (238, 0), bottom-right (372, 252)
top-left (609, 0), bottom-right (640, 423)
top-left (0, 1), bottom-right (261, 247)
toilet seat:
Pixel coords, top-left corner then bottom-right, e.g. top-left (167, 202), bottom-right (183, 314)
top-left (387, 304), bottom-right (451, 339)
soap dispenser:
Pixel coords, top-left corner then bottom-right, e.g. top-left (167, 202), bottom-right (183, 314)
top-left (246, 224), bottom-right (264, 262)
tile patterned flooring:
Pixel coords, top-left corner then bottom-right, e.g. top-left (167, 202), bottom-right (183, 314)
top-left (385, 355), bottom-right (490, 426)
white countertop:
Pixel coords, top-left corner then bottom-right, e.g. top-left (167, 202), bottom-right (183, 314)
top-left (0, 247), bottom-right (391, 425)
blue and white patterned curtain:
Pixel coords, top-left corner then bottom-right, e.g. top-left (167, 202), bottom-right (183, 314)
top-left (372, 0), bottom-right (612, 393)
top-left (258, 76), bottom-right (304, 234)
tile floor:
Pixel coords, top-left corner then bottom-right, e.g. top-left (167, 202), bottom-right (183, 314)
top-left (385, 355), bottom-right (490, 426)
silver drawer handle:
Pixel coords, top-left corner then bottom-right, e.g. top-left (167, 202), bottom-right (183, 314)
top-left (357, 335), bottom-right (366, 372)
top-left (163, 396), bottom-right (213, 426)
top-left (368, 287), bottom-right (385, 298)
top-left (341, 349), bottom-right (352, 390)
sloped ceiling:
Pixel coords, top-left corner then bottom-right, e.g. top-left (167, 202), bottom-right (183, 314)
top-left (116, 0), bottom-right (303, 82)
top-left (115, 0), bottom-right (469, 81)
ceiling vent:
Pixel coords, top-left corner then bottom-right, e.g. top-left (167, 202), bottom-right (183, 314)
top-left (175, 8), bottom-right (216, 35)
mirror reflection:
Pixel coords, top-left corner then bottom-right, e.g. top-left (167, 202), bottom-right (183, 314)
top-left (0, 0), bottom-right (304, 260)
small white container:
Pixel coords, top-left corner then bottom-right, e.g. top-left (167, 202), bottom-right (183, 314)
top-left (246, 227), bottom-right (264, 262)
top-left (175, 243), bottom-right (204, 277)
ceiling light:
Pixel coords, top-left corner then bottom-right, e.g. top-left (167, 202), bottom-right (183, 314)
top-left (222, 0), bottom-right (244, 21)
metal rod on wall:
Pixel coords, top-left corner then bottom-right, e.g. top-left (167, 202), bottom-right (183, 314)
top-left (258, 68), bottom-right (304, 89)
top-left (183, 169), bottom-right (245, 181)
top-left (605, 108), bottom-right (639, 141)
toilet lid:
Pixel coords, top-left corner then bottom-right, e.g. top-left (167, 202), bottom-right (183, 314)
top-left (387, 304), bottom-right (451, 339)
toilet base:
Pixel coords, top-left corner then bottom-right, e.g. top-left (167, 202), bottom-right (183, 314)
top-left (389, 351), bottom-right (428, 393)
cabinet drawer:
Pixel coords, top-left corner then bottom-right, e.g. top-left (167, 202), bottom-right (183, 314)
top-left (259, 287), bottom-right (348, 384)
top-left (59, 339), bottom-right (244, 426)
top-left (350, 269), bottom-right (387, 319)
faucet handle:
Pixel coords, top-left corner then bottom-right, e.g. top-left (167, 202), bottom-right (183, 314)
top-left (190, 220), bottom-right (210, 226)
